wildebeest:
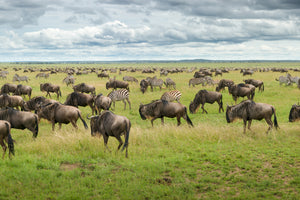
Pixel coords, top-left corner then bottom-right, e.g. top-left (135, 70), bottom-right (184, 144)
top-left (289, 104), bottom-right (300, 122)
top-left (140, 79), bottom-right (149, 94)
top-left (40, 83), bottom-right (62, 99)
top-left (97, 71), bottom-right (110, 79)
top-left (23, 96), bottom-right (57, 112)
top-left (0, 108), bottom-right (39, 138)
top-left (244, 79), bottom-right (264, 92)
top-left (189, 90), bottom-right (223, 114)
top-left (123, 76), bottom-right (138, 83)
top-left (189, 77), bottom-right (206, 87)
top-left (36, 73), bottom-right (49, 79)
top-left (64, 92), bottom-right (96, 115)
top-left (87, 110), bottom-right (131, 158)
top-left (14, 84), bottom-right (32, 99)
top-left (106, 79), bottom-right (130, 91)
top-left (36, 102), bottom-right (88, 131)
top-left (63, 75), bottom-right (75, 86)
top-left (0, 83), bottom-right (17, 94)
top-left (146, 76), bottom-right (164, 91)
top-left (139, 100), bottom-right (193, 127)
top-left (0, 94), bottom-right (25, 110)
top-left (0, 120), bottom-right (14, 159)
top-left (228, 84), bottom-right (255, 104)
top-left (215, 79), bottom-right (234, 92)
top-left (94, 94), bottom-right (112, 114)
top-left (73, 83), bottom-right (95, 95)
top-left (226, 100), bottom-right (278, 133)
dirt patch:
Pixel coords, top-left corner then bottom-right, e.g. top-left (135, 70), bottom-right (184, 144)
top-left (60, 163), bottom-right (81, 171)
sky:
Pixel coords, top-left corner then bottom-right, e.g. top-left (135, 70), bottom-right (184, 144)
top-left (0, 0), bottom-right (300, 61)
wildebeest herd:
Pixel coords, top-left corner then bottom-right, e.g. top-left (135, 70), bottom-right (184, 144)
top-left (0, 65), bottom-right (300, 159)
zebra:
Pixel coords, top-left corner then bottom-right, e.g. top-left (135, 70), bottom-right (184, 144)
top-left (107, 89), bottom-right (131, 110)
top-left (160, 90), bottom-right (182, 103)
top-left (12, 74), bottom-right (29, 82)
top-left (164, 78), bottom-right (176, 89)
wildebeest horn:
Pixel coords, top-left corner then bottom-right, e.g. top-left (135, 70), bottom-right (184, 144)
top-left (86, 114), bottom-right (97, 119)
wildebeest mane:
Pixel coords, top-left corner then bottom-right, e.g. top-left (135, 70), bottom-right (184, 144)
top-left (0, 107), bottom-right (19, 120)
top-left (226, 100), bottom-right (255, 121)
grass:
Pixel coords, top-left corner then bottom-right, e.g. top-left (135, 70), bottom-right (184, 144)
top-left (0, 62), bottom-right (299, 199)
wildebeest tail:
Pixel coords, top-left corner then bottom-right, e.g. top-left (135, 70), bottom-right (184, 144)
top-left (59, 88), bottom-right (62, 97)
top-left (220, 96), bottom-right (224, 111)
top-left (5, 122), bottom-right (14, 156)
top-left (121, 120), bottom-right (131, 152)
top-left (185, 107), bottom-right (194, 127)
top-left (34, 115), bottom-right (39, 138)
top-left (262, 83), bottom-right (264, 91)
top-left (272, 107), bottom-right (279, 129)
top-left (78, 111), bottom-right (88, 129)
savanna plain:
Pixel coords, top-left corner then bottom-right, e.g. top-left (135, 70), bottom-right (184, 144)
top-left (0, 62), bottom-right (299, 200)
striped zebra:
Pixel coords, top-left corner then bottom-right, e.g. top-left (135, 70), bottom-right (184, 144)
top-left (160, 90), bottom-right (182, 103)
top-left (107, 89), bottom-right (131, 110)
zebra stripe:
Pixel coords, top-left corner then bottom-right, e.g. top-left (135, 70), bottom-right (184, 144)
top-left (107, 89), bottom-right (131, 110)
top-left (160, 90), bottom-right (181, 103)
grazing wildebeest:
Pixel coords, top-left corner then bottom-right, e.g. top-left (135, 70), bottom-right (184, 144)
top-left (215, 79), bottom-right (234, 92)
top-left (189, 90), bottom-right (223, 114)
top-left (106, 79), bottom-right (130, 91)
top-left (226, 100), bottom-right (278, 133)
top-left (64, 92), bottom-right (96, 115)
top-left (36, 73), bottom-right (49, 79)
top-left (36, 103), bottom-right (88, 131)
top-left (73, 83), bottom-right (95, 95)
top-left (0, 108), bottom-right (39, 138)
top-left (87, 110), bottom-right (131, 158)
top-left (107, 89), bottom-right (131, 110)
top-left (97, 72), bottom-right (110, 79)
top-left (189, 77), bottom-right (206, 87)
top-left (94, 94), bottom-right (112, 114)
top-left (0, 120), bottom-right (14, 159)
top-left (140, 79), bottom-right (149, 94)
top-left (63, 75), bottom-right (75, 86)
top-left (123, 76), bottom-right (138, 83)
top-left (0, 94), bottom-right (25, 110)
top-left (242, 70), bottom-right (254, 76)
top-left (160, 90), bottom-right (181, 103)
top-left (0, 83), bottom-right (17, 94)
top-left (164, 78), bottom-right (176, 89)
top-left (244, 79), bottom-right (264, 92)
top-left (146, 76), bottom-right (164, 91)
top-left (139, 100), bottom-right (193, 127)
top-left (228, 84), bottom-right (255, 104)
top-left (40, 83), bottom-right (62, 99)
top-left (14, 84), bottom-right (32, 99)
top-left (289, 104), bottom-right (300, 122)
top-left (23, 96), bottom-right (57, 112)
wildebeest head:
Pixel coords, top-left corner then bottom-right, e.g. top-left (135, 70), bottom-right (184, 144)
top-left (226, 105), bottom-right (234, 123)
top-left (139, 104), bottom-right (147, 120)
top-left (139, 100), bottom-right (161, 120)
top-left (289, 104), bottom-right (300, 122)
top-left (87, 114), bottom-right (100, 136)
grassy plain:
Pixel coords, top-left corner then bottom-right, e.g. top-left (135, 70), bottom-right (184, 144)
top-left (0, 62), bottom-right (299, 200)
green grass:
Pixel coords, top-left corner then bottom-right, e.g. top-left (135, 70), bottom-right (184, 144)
top-left (0, 62), bottom-right (299, 200)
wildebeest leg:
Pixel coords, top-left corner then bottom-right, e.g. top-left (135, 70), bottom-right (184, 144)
top-left (243, 119), bottom-right (247, 133)
top-left (0, 140), bottom-right (7, 159)
top-left (70, 121), bottom-right (78, 129)
top-left (177, 116), bottom-right (181, 126)
top-left (103, 135), bottom-right (111, 153)
top-left (201, 103), bottom-right (208, 114)
top-left (248, 120), bottom-right (252, 130)
top-left (122, 99), bottom-right (126, 110)
top-left (111, 101), bottom-right (115, 111)
top-left (265, 118), bottom-right (273, 133)
top-left (52, 121), bottom-right (56, 131)
top-left (151, 118), bottom-right (157, 127)
top-left (161, 117), bottom-right (164, 125)
top-left (115, 135), bottom-right (123, 151)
